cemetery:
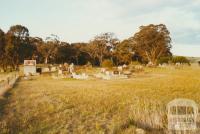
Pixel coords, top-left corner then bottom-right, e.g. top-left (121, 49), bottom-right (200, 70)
top-left (0, 58), bottom-right (199, 134)
top-left (0, 3), bottom-right (199, 133)
top-left (22, 60), bottom-right (148, 81)
top-left (1, 64), bottom-right (200, 134)
top-left (0, 56), bottom-right (198, 134)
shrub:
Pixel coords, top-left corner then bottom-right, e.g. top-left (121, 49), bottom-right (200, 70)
top-left (102, 59), bottom-right (114, 68)
top-left (130, 61), bottom-right (141, 66)
top-left (157, 57), bottom-right (171, 64)
top-left (171, 56), bottom-right (190, 64)
top-left (85, 61), bottom-right (92, 68)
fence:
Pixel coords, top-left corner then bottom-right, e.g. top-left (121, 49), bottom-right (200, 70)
top-left (0, 73), bottom-right (19, 96)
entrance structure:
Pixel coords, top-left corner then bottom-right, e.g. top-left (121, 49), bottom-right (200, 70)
top-left (24, 60), bottom-right (36, 75)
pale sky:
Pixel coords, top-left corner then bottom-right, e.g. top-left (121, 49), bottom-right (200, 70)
top-left (0, 0), bottom-right (200, 57)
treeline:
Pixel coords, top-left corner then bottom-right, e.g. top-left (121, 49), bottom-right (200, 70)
top-left (0, 24), bottom-right (172, 71)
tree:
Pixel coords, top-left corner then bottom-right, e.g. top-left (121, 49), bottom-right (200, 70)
top-left (29, 37), bottom-right (44, 63)
top-left (55, 42), bottom-right (71, 64)
top-left (5, 25), bottom-right (30, 69)
top-left (171, 56), bottom-right (190, 64)
top-left (132, 24), bottom-right (172, 64)
top-left (37, 34), bottom-right (60, 64)
top-left (0, 29), bottom-right (6, 70)
top-left (86, 32), bottom-right (119, 66)
top-left (157, 56), bottom-right (172, 64)
top-left (113, 39), bottom-right (133, 65)
top-left (70, 43), bottom-right (87, 65)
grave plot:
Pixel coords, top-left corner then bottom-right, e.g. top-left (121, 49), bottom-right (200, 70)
top-left (94, 67), bottom-right (129, 80)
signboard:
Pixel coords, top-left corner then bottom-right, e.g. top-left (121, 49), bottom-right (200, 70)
top-left (24, 60), bottom-right (36, 75)
top-left (24, 60), bottom-right (36, 66)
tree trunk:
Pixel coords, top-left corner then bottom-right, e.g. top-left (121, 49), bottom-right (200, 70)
top-left (99, 56), bottom-right (103, 67)
top-left (45, 57), bottom-right (48, 64)
top-left (76, 57), bottom-right (79, 65)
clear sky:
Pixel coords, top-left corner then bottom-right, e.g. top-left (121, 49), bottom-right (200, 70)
top-left (0, 0), bottom-right (200, 57)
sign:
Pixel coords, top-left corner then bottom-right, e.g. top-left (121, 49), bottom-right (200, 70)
top-left (24, 60), bottom-right (36, 66)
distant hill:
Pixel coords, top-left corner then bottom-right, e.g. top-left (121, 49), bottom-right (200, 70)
top-left (186, 57), bottom-right (200, 63)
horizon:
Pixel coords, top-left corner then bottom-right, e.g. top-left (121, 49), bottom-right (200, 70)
top-left (0, 0), bottom-right (200, 57)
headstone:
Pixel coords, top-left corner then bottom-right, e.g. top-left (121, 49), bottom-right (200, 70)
top-left (72, 73), bottom-right (88, 80)
top-left (117, 66), bottom-right (123, 71)
top-left (105, 71), bottom-right (110, 76)
top-left (51, 67), bottom-right (57, 72)
top-left (101, 68), bottom-right (106, 73)
top-left (69, 63), bottom-right (74, 73)
top-left (122, 64), bottom-right (127, 68)
top-left (58, 69), bottom-right (63, 75)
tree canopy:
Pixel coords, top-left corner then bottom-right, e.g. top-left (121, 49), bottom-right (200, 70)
top-left (0, 24), bottom-right (173, 71)
top-left (132, 24), bottom-right (172, 64)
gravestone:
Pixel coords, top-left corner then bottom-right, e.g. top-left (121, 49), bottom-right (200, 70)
top-left (51, 67), bottom-right (57, 72)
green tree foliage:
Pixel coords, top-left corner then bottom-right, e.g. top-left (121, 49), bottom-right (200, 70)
top-left (37, 34), bottom-right (60, 64)
top-left (29, 37), bottom-right (44, 63)
top-left (5, 25), bottom-right (31, 69)
top-left (113, 39), bottom-right (133, 65)
top-left (132, 24), bottom-right (172, 64)
top-left (0, 29), bottom-right (6, 70)
top-left (0, 24), bottom-right (174, 70)
top-left (70, 43), bottom-right (89, 65)
top-left (87, 32), bottom-right (119, 66)
top-left (171, 56), bottom-right (190, 64)
top-left (157, 56), bottom-right (172, 64)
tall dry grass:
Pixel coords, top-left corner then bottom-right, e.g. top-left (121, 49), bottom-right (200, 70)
top-left (0, 66), bottom-right (200, 134)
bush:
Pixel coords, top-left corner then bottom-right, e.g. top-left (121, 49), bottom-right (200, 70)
top-left (130, 61), bottom-right (141, 65)
top-left (157, 57), bottom-right (171, 64)
top-left (102, 59), bottom-right (114, 68)
top-left (85, 61), bottom-right (92, 68)
top-left (171, 56), bottom-right (190, 64)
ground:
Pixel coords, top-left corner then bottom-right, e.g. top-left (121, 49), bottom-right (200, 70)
top-left (0, 66), bottom-right (200, 134)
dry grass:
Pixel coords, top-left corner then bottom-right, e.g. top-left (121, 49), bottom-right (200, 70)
top-left (0, 66), bottom-right (200, 134)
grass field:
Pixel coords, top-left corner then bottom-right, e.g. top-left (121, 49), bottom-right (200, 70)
top-left (0, 66), bottom-right (200, 134)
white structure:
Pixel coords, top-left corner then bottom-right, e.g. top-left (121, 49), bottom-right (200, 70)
top-left (42, 67), bottom-right (50, 73)
top-left (167, 98), bottom-right (198, 133)
top-left (24, 60), bottom-right (36, 76)
top-left (94, 71), bottom-right (128, 80)
top-left (69, 63), bottom-right (74, 73)
top-left (72, 73), bottom-right (88, 80)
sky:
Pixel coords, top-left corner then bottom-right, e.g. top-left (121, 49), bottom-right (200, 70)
top-left (0, 0), bottom-right (200, 57)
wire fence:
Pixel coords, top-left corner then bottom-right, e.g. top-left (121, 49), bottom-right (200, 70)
top-left (0, 73), bottom-right (19, 95)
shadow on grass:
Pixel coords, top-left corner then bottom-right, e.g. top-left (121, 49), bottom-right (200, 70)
top-left (0, 79), bottom-right (20, 117)
top-left (115, 118), bottom-right (165, 134)
top-left (117, 119), bottom-right (200, 134)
